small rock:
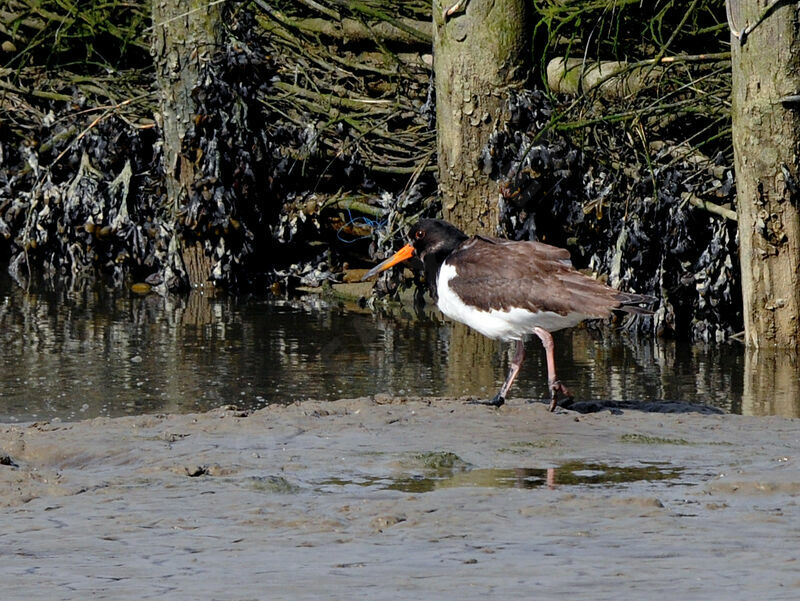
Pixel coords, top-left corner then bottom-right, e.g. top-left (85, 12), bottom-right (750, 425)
top-left (206, 463), bottom-right (236, 477)
top-left (159, 431), bottom-right (189, 443)
top-left (0, 454), bottom-right (18, 467)
top-left (184, 465), bottom-right (208, 477)
top-left (370, 515), bottom-right (406, 532)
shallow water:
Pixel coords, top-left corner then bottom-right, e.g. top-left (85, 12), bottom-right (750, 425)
top-left (317, 461), bottom-right (683, 493)
top-left (1, 272), bottom-right (798, 422)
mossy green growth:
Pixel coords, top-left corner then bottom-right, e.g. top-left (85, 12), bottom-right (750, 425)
top-left (512, 439), bottom-right (561, 448)
top-left (249, 475), bottom-right (301, 494)
top-left (620, 433), bottom-right (691, 445)
top-left (413, 451), bottom-right (471, 471)
top-left (498, 439), bottom-right (561, 453)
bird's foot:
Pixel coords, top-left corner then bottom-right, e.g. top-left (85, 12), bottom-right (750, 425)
top-left (467, 393), bottom-right (505, 408)
top-left (548, 380), bottom-right (572, 412)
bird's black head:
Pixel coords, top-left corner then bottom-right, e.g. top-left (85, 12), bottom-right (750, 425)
top-left (408, 219), bottom-right (468, 262)
top-left (361, 219), bottom-right (468, 289)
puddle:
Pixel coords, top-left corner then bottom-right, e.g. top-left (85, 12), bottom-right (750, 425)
top-left (317, 461), bottom-right (683, 493)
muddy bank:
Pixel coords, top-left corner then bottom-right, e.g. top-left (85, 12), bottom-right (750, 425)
top-left (1, 397), bottom-right (799, 600)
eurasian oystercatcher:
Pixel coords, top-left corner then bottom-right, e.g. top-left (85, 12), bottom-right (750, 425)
top-left (363, 219), bottom-right (655, 410)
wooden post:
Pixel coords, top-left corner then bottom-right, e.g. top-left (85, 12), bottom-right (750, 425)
top-left (433, 0), bottom-right (530, 235)
top-left (151, 0), bottom-right (222, 289)
top-left (730, 0), bottom-right (800, 347)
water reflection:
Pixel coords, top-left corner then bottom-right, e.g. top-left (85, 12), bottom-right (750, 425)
top-left (742, 349), bottom-right (800, 417)
top-left (317, 462), bottom-right (683, 493)
top-left (1, 272), bottom-right (798, 422)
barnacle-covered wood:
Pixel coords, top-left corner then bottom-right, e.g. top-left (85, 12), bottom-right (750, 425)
top-left (151, 0), bottom-right (222, 290)
top-left (731, 0), bottom-right (800, 348)
top-left (433, 0), bottom-right (530, 235)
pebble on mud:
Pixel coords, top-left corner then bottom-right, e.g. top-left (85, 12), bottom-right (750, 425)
top-left (369, 515), bottom-right (407, 533)
top-left (183, 465), bottom-right (209, 477)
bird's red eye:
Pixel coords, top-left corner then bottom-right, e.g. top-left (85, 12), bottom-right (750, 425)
top-left (415, 229), bottom-right (425, 240)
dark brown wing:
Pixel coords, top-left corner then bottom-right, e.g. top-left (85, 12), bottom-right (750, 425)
top-left (446, 236), bottom-right (652, 318)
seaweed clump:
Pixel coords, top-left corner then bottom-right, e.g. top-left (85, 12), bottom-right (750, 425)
top-left (0, 95), bottom-right (164, 288)
top-left (0, 0), bottom-right (161, 288)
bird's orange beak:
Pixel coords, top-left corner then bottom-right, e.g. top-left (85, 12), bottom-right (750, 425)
top-left (361, 243), bottom-right (415, 280)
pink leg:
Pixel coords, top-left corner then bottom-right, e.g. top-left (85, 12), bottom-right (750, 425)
top-left (532, 327), bottom-right (572, 411)
top-left (497, 339), bottom-right (526, 400)
top-left (472, 339), bottom-right (525, 407)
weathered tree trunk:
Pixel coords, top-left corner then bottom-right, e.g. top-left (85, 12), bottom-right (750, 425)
top-left (730, 0), bottom-right (800, 347)
top-left (151, 0), bottom-right (222, 289)
top-left (433, 0), bottom-right (530, 235)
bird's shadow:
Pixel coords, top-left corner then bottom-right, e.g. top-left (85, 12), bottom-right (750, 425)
top-left (538, 398), bottom-right (726, 415)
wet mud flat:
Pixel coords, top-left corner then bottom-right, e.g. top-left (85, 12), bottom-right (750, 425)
top-left (1, 397), bottom-right (799, 600)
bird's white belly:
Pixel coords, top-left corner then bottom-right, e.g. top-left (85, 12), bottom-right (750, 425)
top-left (436, 263), bottom-right (586, 340)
